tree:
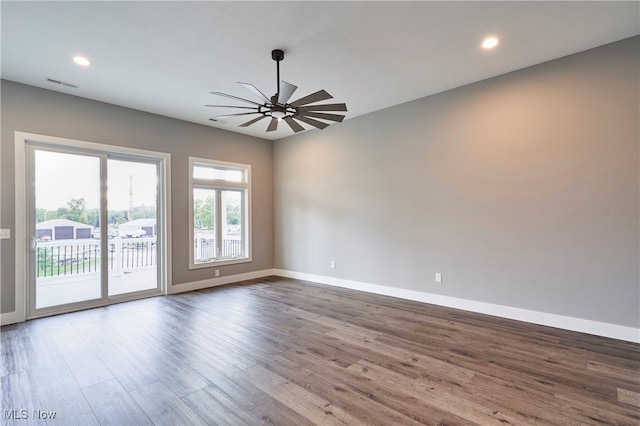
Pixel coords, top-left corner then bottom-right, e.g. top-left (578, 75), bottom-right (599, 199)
top-left (86, 208), bottom-right (100, 227)
top-left (56, 207), bottom-right (69, 219)
top-left (194, 195), bottom-right (215, 229)
top-left (130, 205), bottom-right (156, 220)
top-left (226, 200), bottom-right (240, 226)
top-left (108, 210), bottom-right (128, 225)
top-left (66, 198), bottom-right (88, 223)
top-left (35, 208), bottom-right (47, 223)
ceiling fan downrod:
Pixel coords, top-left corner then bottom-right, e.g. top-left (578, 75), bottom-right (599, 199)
top-left (272, 49), bottom-right (284, 101)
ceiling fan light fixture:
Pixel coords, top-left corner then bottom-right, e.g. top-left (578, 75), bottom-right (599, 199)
top-left (271, 109), bottom-right (287, 120)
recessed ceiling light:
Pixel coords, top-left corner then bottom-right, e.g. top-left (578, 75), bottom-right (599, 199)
top-left (73, 56), bottom-right (91, 67)
top-left (482, 37), bottom-right (499, 49)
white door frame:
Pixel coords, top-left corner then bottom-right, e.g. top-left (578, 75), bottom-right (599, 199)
top-left (8, 131), bottom-right (171, 323)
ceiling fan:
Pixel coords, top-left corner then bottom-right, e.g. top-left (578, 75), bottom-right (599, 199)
top-left (207, 49), bottom-right (347, 133)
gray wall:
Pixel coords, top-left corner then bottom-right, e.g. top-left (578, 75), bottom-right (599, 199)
top-left (274, 37), bottom-right (639, 328)
top-left (1, 81), bottom-right (273, 313)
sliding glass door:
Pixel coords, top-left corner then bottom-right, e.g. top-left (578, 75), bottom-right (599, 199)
top-left (27, 141), bottom-right (166, 317)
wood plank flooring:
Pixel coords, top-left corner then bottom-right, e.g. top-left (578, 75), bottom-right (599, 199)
top-left (1, 276), bottom-right (639, 425)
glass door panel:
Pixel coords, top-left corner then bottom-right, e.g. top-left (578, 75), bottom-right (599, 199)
top-left (107, 159), bottom-right (159, 296)
top-left (193, 188), bottom-right (216, 263)
top-left (221, 190), bottom-right (242, 258)
top-left (33, 149), bottom-right (102, 309)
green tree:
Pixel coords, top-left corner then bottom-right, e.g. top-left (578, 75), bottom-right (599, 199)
top-left (47, 210), bottom-right (59, 220)
top-left (130, 205), bottom-right (156, 220)
top-left (226, 200), bottom-right (240, 226)
top-left (35, 208), bottom-right (47, 223)
top-left (108, 210), bottom-right (128, 225)
top-left (56, 207), bottom-right (69, 219)
top-left (194, 195), bottom-right (215, 229)
top-left (86, 208), bottom-right (100, 227)
top-left (66, 198), bottom-right (88, 223)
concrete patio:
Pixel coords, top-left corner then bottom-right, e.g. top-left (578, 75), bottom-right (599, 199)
top-left (36, 268), bottom-right (158, 309)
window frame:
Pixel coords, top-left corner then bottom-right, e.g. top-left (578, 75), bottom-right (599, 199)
top-left (188, 157), bottom-right (252, 269)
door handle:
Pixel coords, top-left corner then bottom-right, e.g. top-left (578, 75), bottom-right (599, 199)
top-left (30, 237), bottom-right (38, 251)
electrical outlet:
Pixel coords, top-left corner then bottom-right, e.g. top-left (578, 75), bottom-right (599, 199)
top-left (215, 269), bottom-right (220, 277)
top-left (435, 273), bottom-right (442, 283)
top-left (330, 260), bottom-right (336, 269)
top-left (0, 229), bottom-right (10, 240)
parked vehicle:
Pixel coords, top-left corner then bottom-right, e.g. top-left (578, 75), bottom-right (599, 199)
top-left (91, 228), bottom-right (119, 239)
top-left (123, 229), bottom-right (147, 238)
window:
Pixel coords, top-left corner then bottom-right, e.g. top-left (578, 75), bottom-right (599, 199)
top-left (189, 157), bottom-right (251, 268)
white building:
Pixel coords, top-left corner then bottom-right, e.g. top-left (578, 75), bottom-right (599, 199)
top-left (36, 219), bottom-right (93, 240)
top-left (118, 218), bottom-right (156, 238)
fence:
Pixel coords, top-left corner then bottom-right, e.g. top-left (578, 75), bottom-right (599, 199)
top-left (36, 237), bottom-right (242, 278)
top-left (194, 238), bottom-right (242, 262)
top-left (36, 237), bottom-right (156, 278)
top-left (114, 239), bottom-right (156, 270)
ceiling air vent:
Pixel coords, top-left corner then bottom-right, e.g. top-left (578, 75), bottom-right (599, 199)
top-left (44, 77), bottom-right (78, 89)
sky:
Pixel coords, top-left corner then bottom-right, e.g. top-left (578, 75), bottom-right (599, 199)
top-left (35, 150), bottom-right (157, 211)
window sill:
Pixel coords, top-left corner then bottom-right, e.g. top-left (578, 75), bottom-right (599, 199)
top-left (189, 257), bottom-right (252, 270)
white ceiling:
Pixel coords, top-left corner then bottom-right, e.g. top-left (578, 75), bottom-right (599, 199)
top-left (2, 1), bottom-right (638, 141)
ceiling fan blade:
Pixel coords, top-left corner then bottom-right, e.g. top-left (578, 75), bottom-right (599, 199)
top-left (294, 115), bottom-right (329, 130)
top-left (266, 117), bottom-right (279, 132)
top-left (300, 111), bottom-right (345, 122)
top-left (205, 105), bottom-right (258, 110)
top-left (283, 117), bottom-right (305, 133)
top-left (277, 80), bottom-right (298, 105)
top-left (210, 92), bottom-right (263, 106)
top-left (238, 82), bottom-right (272, 104)
top-left (213, 112), bottom-right (261, 119)
top-left (239, 115), bottom-right (268, 127)
top-left (297, 103), bottom-right (347, 112)
top-left (290, 89), bottom-right (333, 107)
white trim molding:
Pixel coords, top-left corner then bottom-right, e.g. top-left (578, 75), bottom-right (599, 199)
top-left (273, 269), bottom-right (640, 344)
top-left (3, 133), bottom-right (28, 326)
top-left (168, 269), bottom-right (274, 294)
top-left (188, 156), bottom-right (252, 270)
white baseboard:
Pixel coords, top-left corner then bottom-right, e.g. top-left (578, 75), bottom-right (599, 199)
top-left (272, 269), bottom-right (640, 344)
top-left (6, 267), bottom-right (637, 343)
top-left (168, 268), bottom-right (274, 294)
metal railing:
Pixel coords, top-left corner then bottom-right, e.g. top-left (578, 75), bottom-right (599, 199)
top-left (36, 237), bottom-right (156, 278)
top-left (36, 241), bottom-right (100, 277)
top-left (194, 238), bottom-right (243, 262)
top-left (111, 239), bottom-right (156, 271)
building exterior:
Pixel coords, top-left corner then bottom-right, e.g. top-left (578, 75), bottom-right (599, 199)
top-left (118, 218), bottom-right (156, 238)
top-left (35, 219), bottom-right (93, 240)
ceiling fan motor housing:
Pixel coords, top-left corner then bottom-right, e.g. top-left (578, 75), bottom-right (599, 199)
top-left (272, 49), bottom-right (285, 62)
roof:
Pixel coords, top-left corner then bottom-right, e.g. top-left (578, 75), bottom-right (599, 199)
top-left (119, 219), bottom-right (156, 227)
top-left (36, 219), bottom-right (92, 229)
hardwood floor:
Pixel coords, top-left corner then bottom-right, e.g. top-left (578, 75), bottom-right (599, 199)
top-left (2, 276), bottom-right (639, 425)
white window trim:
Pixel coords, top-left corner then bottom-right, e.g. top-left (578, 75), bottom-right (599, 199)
top-left (188, 156), bottom-right (252, 269)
